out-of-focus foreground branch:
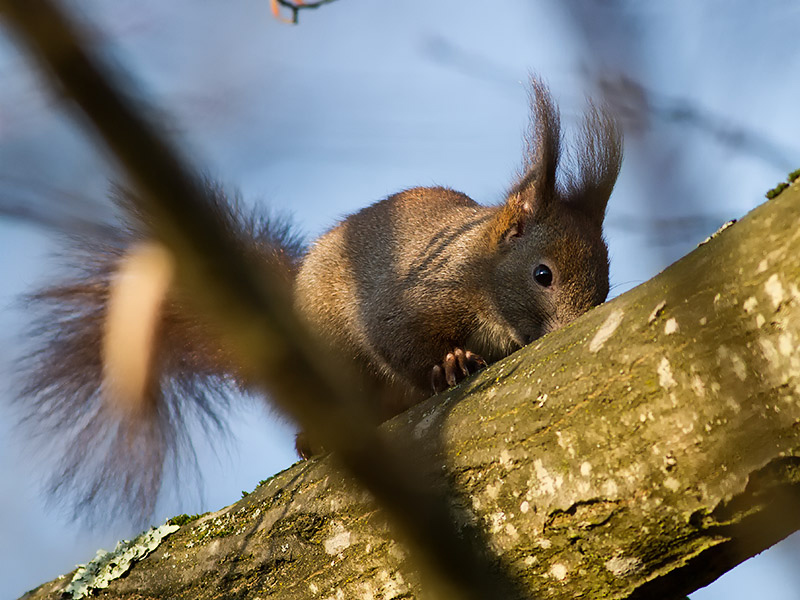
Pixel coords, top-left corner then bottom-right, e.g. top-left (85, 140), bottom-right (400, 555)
top-left (19, 177), bottom-right (800, 598)
top-left (0, 1), bottom-right (521, 599)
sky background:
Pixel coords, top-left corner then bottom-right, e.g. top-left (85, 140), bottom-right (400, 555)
top-left (1, 1), bottom-right (799, 598)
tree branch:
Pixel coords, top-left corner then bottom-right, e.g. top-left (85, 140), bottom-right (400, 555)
top-left (20, 181), bottom-right (800, 599)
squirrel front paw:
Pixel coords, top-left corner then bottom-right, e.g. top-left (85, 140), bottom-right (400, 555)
top-left (431, 348), bottom-right (486, 393)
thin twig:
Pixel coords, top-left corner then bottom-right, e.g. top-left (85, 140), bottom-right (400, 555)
top-left (273, 0), bottom-right (338, 24)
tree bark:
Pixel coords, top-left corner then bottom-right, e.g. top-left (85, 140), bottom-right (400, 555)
top-left (20, 181), bottom-right (800, 599)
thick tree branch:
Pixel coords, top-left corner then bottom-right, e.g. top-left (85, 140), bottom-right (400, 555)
top-left (20, 181), bottom-right (800, 599)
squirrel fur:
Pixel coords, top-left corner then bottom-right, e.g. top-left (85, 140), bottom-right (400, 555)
top-left (17, 78), bottom-right (621, 521)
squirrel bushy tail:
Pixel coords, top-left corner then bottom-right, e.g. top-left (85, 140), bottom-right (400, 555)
top-left (17, 179), bottom-right (304, 523)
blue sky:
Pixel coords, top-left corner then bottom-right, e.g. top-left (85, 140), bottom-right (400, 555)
top-left (1, 1), bottom-right (799, 597)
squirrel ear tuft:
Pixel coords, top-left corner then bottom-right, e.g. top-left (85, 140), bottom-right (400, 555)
top-left (564, 103), bottom-right (622, 227)
top-left (514, 77), bottom-right (561, 207)
top-left (489, 77), bottom-right (563, 248)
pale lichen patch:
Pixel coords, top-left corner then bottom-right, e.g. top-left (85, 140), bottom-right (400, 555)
top-left (765, 274), bottom-right (785, 308)
top-left (323, 526), bottom-right (352, 556)
top-left (486, 479), bottom-right (503, 500)
top-left (603, 479), bottom-right (619, 497)
top-left (759, 339), bottom-right (781, 369)
top-left (356, 583), bottom-right (375, 600)
top-left (64, 523), bottom-right (179, 599)
top-left (323, 588), bottom-right (345, 600)
top-left (658, 357), bottom-right (677, 389)
top-left (717, 346), bottom-right (748, 381)
top-left (555, 431), bottom-right (576, 458)
top-left (743, 296), bottom-right (758, 313)
top-left (377, 569), bottom-right (407, 599)
top-left (691, 375), bottom-right (706, 398)
top-left (499, 449), bottom-right (514, 470)
top-left (580, 462), bottom-right (592, 477)
top-left (664, 318), bottom-right (679, 335)
top-left (533, 459), bottom-right (563, 496)
top-left (549, 563), bottom-right (568, 581)
top-left (731, 353), bottom-right (748, 381)
top-left (489, 511), bottom-right (507, 533)
top-left (589, 309), bottom-right (624, 353)
top-left (779, 333), bottom-right (794, 357)
top-left (664, 477), bottom-right (680, 492)
top-left (505, 523), bottom-right (519, 539)
top-left (605, 555), bottom-right (642, 577)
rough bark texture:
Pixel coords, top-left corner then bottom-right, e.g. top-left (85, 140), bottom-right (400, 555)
top-left (20, 181), bottom-right (800, 600)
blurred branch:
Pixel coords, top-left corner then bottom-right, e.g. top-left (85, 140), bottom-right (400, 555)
top-left (0, 1), bottom-right (519, 599)
top-left (421, 32), bottom-right (795, 172)
top-left (605, 212), bottom-right (732, 246)
top-left (271, 0), bottom-right (339, 24)
top-left (0, 176), bottom-right (115, 236)
top-left (599, 75), bottom-right (797, 171)
top-left (421, 35), bottom-right (518, 88)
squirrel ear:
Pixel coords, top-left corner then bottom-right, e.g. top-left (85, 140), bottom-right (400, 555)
top-left (488, 192), bottom-right (537, 246)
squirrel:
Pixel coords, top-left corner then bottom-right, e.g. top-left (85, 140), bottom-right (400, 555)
top-left (16, 77), bottom-right (622, 521)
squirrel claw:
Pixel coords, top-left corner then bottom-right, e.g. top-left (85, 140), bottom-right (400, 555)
top-left (431, 348), bottom-right (486, 393)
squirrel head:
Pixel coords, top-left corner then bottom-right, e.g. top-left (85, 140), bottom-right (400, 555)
top-left (485, 77), bottom-right (622, 346)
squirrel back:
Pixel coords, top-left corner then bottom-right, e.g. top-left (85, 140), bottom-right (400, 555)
top-left (16, 77), bottom-right (621, 521)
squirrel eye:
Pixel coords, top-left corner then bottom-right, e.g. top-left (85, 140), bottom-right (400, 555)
top-left (533, 264), bottom-right (553, 287)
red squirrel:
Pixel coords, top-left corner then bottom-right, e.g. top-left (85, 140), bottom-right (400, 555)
top-left (18, 78), bottom-right (621, 520)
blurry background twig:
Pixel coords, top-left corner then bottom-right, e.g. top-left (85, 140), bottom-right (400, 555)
top-left (272, 0), bottom-right (339, 24)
